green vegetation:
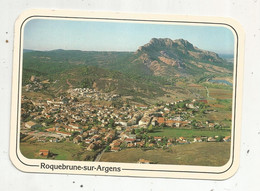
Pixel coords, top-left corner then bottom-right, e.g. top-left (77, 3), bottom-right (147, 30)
top-left (100, 142), bottom-right (231, 166)
top-left (21, 38), bottom-right (234, 165)
top-left (20, 142), bottom-right (98, 161)
top-left (147, 128), bottom-right (230, 140)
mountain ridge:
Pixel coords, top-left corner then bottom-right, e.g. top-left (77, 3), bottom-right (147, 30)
top-left (22, 38), bottom-right (234, 104)
top-left (22, 38), bottom-right (233, 89)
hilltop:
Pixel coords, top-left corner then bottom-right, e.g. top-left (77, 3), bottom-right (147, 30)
top-left (134, 38), bottom-right (232, 77)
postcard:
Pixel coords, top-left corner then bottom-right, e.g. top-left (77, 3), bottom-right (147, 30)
top-left (10, 10), bottom-right (244, 179)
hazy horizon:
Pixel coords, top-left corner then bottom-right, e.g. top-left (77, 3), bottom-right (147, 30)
top-left (23, 19), bottom-right (235, 55)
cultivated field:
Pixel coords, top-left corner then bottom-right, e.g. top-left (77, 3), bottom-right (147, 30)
top-left (209, 88), bottom-right (232, 99)
top-left (100, 142), bottom-right (231, 166)
top-left (20, 142), bottom-right (98, 161)
top-left (147, 128), bottom-right (231, 140)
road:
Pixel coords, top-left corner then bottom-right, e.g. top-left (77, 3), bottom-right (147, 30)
top-left (94, 149), bottom-right (106, 162)
top-left (205, 86), bottom-right (215, 100)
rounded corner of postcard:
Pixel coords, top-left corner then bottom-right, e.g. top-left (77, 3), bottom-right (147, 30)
top-left (10, 10), bottom-right (244, 180)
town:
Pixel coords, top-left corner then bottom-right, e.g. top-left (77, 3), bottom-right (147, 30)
top-left (20, 85), bottom-right (231, 161)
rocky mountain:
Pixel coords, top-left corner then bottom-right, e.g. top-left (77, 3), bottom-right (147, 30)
top-left (133, 38), bottom-right (232, 77)
top-left (23, 38), bottom-right (232, 79)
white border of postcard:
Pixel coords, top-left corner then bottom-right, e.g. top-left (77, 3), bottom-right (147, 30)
top-left (10, 9), bottom-right (244, 180)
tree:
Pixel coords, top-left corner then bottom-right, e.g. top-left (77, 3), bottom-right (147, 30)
top-left (73, 97), bottom-right (79, 102)
top-left (71, 131), bottom-right (80, 138)
top-left (147, 124), bottom-right (154, 133)
top-left (216, 135), bottom-right (224, 142)
top-left (135, 129), bottom-right (140, 134)
top-left (178, 102), bottom-right (185, 108)
top-left (104, 146), bottom-right (111, 152)
top-left (214, 124), bottom-right (222, 130)
top-left (191, 119), bottom-right (197, 127)
top-left (112, 100), bottom-right (123, 109)
top-left (44, 118), bottom-right (54, 126)
top-left (108, 119), bottom-right (115, 127)
top-left (120, 142), bottom-right (127, 149)
top-left (162, 137), bottom-right (168, 145)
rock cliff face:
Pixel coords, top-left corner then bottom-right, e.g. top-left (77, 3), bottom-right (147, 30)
top-left (134, 38), bottom-right (230, 77)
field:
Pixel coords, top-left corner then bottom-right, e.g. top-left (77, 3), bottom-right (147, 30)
top-left (20, 142), bottom-right (98, 161)
top-left (100, 142), bottom-right (231, 166)
top-left (147, 128), bottom-right (231, 140)
top-left (209, 88), bottom-right (232, 99)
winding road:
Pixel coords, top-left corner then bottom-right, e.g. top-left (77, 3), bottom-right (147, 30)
top-left (204, 86), bottom-right (215, 100)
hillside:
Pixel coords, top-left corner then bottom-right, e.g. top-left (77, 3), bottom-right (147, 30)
top-left (49, 65), bottom-right (166, 100)
top-left (22, 38), bottom-right (233, 103)
top-left (23, 38), bottom-right (232, 80)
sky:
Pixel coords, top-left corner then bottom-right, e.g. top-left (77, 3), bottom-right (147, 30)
top-left (23, 18), bottom-right (235, 55)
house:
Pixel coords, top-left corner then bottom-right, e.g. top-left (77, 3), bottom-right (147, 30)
top-left (91, 134), bottom-right (101, 141)
top-left (25, 121), bottom-right (36, 129)
top-left (138, 117), bottom-right (152, 127)
top-left (69, 123), bottom-right (80, 129)
top-left (110, 140), bottom-right (121, 147)
top-left (104, 133), bottom-right (114, 142)
top-left (46, 127), bottom-right (60, 132)
top-left (148, 143), bottom-right (154, 147)
top-left (207, 137), bottom-right (216, 142)
top-left (98, 128), bottom-right (107, 135)
top-left (166, 120), bottom-right (189, 128)
top-left (165, 120), bottom-right (175, 127)
top-left (127, 143), bottom-right (135, 148)
top-left (176, 137), bottom-right (188, 144)
top-left (135, 105), bottom-right (148, 109)
top-left (164, 107), bottom-right (170, 113)
top-left (177, 140), bottom-right (188, 144)
top-left (186, 103), bottom-right (196, 109)
top-left (128, 134), bottom-right (136, 139)
top-left (82, 131), bottom-right (89, 138)
top-left (116, 121), bottom-right (128, 127)
top-left (87, 143), bottom-right (96, 151)
top-left (154, 137), bottom-right (162, 142)
top-left (56, 131), bottom-right (72, 137)
top-left (73, 135), bottom-right (82, 144)
top-left (84, 139), bottom-right (93, 144)
top-left (168, 138), bottom-right (174, 143)
top-left (119, 132), bottom-right (128, 140)
top-left (135, 141), bottom-right (145, 147)
top-left (137, 158), bottom-right (151, 164)
top-left (198, 99), bottom-right (208, 104)
top-left (115, 126), bottom-right (122, 131)
top-left (39, 149), bottom-right (50, 157)
top-left (49, 138), bottom-right (59, 143)
top-left (193, 137), bottom-right (202, 142)
top-left (110, 146), bottom-right (120, 152)
top-left (157, 117), bottom-right (165, 125)
top-left (208, 123), bottom-right (215, 128)
top-left (223, 136), bottom-right (231, 142)
top-left (124, 138), bottom-right (136, 144)
top-left (151, 118), bottom-right (158, 126)
top-left (95, 140), bottom-right (102, 147)
top-left (64, 125), bottom-right (81, 132)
